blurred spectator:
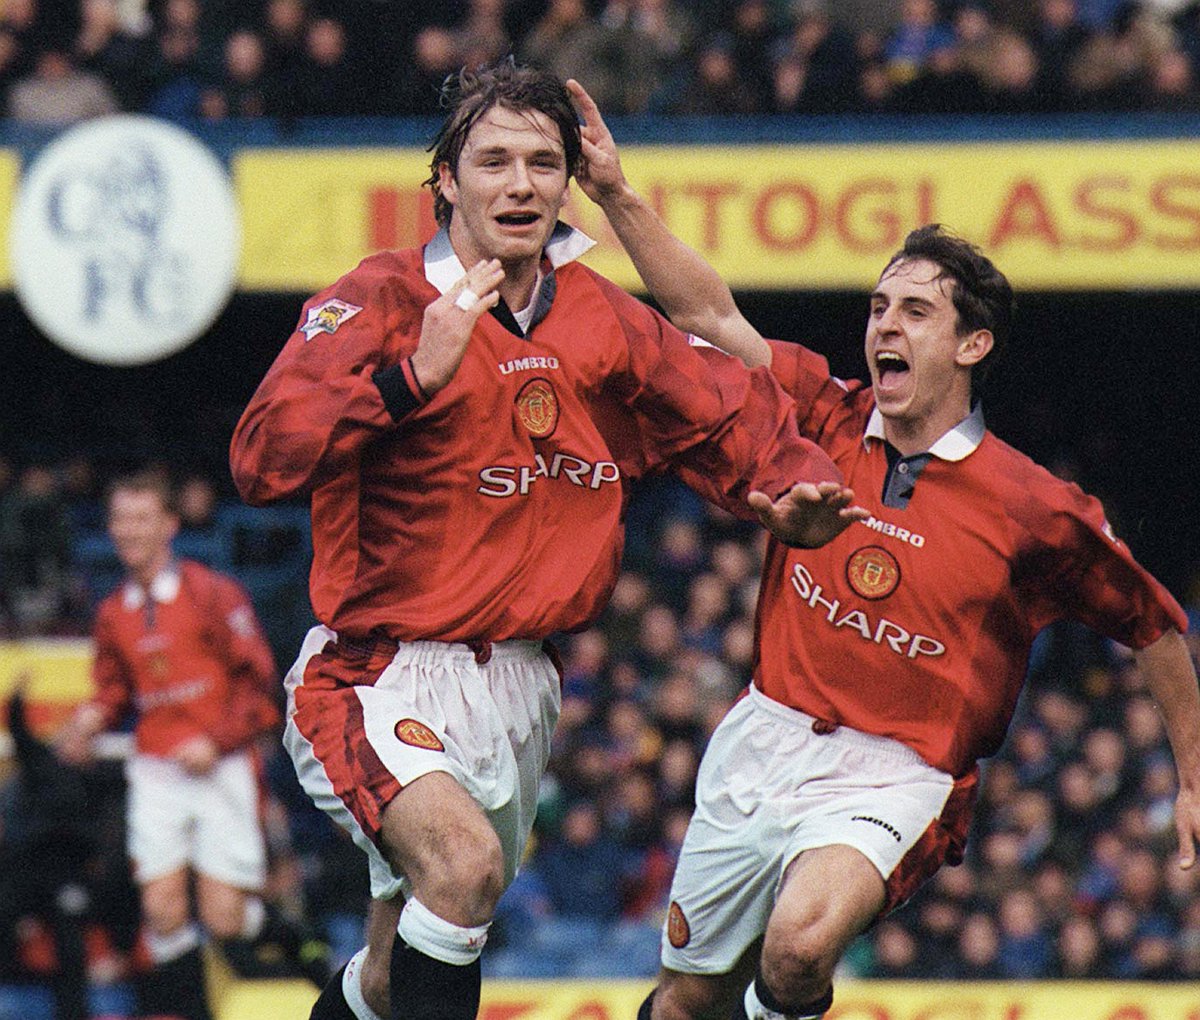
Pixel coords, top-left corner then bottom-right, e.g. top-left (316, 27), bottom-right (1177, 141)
top-left (201, 27), bottom-right (273, 119)
top-left (883, 0), bottom-right (956, 85)
top-left (726, 0), bottom-right (775, 110)
top-left (261, 0), bottom-right (309, 119)
top-left (395, 24), bottom-right (459, 114)
top-left (0, 683), bottom-right (136, 1020)
top-left (869, 920), bottom-right (923, 977)
top-left (1031, 0), bottom-right (1090, 108)
top-left (892, 35), bottom-right (987, 112)
top-left (603, 0), bottom-right (698, 112)
top-left (146, 22), bottom-right (204, 119)
top-left (1053, 915), bottom-right (1105, 978)
top-left (0, 465), bottom-right (74, 631)
top-left (996, 887), bottom-right (1053, 978)
top-left (1069, 0), bottom-right (1177, 108)
top-left (521, 0), bottom-right (623, 111)
top-left (0, 0), bottom-right (43, 79)
top-left (673, 34), bottom-right (760, 114)
top-left (535, 800), bottom-right (639, 921)
top-left (7, 47), bottom-right (118, 123)
top-left (74, 0), bottom-right (153, 109)
top-left (958, 912), bottom-right (1003, 979)
top-left (770, 0), bottom-right (860, 112)
top-left (979, 29), bottom-right (1045, 112)
top-left (453, 0), bottom-right (512, 69)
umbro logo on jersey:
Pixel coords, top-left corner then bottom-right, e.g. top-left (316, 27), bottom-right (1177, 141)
top-left (858, 515), bottom-right (925, 547)
top-left (499, 354), bottom-right (559, 375)
top-left (852, 815), bottom-right (903, 842)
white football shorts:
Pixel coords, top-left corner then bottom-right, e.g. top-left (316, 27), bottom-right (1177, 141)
top-left (126, 748), bottom-right (267, 888)
top-left (284, 625), bottom-right (562, 901)
top-left (662, 685), bottom-right (974, 975)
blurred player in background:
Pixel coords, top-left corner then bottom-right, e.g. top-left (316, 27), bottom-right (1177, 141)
top-left (568, 81), bottom-right (1200, 1020)
top-left (230, 59), bottom-right (864, 1020)
top-left (57, 471), bottom-right (326, 1020)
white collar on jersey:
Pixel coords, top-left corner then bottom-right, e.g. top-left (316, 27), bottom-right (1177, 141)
top-left (121, 563), bottom-right (181, 610)
top-left (863, 402), bottom-right (986, 462)
top-left (423, 221), bottom-right (597, 296)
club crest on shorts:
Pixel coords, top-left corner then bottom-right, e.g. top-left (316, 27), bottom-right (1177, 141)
top-left (515, 377), bottom-right (558, 439)
top-left (394, 718), bottom-right (444, 752)
top-left (299, 298), bottom-right (362, 341)
top-left (667, 901), bottom-right (691, 948)
top-left (846, 545), bottom-right (900, 600)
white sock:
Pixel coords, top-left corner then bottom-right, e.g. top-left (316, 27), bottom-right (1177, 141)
top-left (396, 897), bottom-right (489, 965)
top-left (145, 922), bottom-right (202, 964)
top-left (343, 947), bottom-right (386, 1020)
top-left (240, 897), bottom-right (266, 940)
top-left (744, 981), bottom-right (826, 1020)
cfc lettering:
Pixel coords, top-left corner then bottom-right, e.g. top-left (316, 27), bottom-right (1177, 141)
top-left (789, 563), bottom-right (945, 659)
top-left (860, 515), bottom-right (926, 547)
top-left (478, 453), bottom-right (620, 498)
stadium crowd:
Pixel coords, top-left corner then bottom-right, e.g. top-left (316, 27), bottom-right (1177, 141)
top-left (4, 0), bottom-right (1200, 126)
top-left (1, 457), bottom-right (1199, 1002)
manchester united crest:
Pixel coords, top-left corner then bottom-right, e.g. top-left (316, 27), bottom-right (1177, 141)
top-left (515, 377), bottom-right (558, 439)
top-left (394, 718), bottom-right (445, 752)
top-left (846, 546), bottom-right (901, 600)
top-left (667, 902), bottom-right (691, 948)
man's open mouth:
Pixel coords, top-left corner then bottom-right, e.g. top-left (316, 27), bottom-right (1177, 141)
top-left (496, 212), bottom-right (539, 226)
top-left (875, 351), bottom-right (910, 384)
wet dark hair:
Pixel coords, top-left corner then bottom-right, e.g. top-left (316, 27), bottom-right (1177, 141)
top-left (883, 224), bottom-right (1015, 396)
top-left (425, 59), bottom-right (583, 228)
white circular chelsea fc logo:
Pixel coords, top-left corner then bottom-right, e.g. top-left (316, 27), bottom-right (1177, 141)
top-left (10, 115), bottom-right (241, 366)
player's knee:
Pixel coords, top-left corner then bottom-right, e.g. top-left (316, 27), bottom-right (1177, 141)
top-left (141, 890), bottom-right (189, 937)
top-left (439, 833), bottom-right (505, 919)
top-left (760, 926), bottom-right (835, 1004)
top-left (198, 899), bottom-right (244, 941)
top-left (404, 829), bottom-right (505, 924)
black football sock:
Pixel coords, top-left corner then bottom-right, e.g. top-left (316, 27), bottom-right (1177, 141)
top-left (136, 944), bottom-right (213, 1020)
top-left (637, 988), bottom-right (656, 1020)
top-left (308, 963), bottom-right (359, 1020)
top-left (740, 972), bottom-right (833, 1020)
top-left (390, 936), bottom-right (481, 1020)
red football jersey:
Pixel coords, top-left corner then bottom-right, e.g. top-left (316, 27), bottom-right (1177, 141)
top-left (90, 560), bottom-right (280, 757)
top-left (230, 233), bottom-right (838, 643)
top-left (755, 339), bottom-right (1188, 778)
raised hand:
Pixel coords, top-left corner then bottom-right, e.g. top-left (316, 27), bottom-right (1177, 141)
top-left (566, 78), bottom-right (627, 207)
top-left (410, 259), bottom-right (504, 397)
top-left (749, 481), bottom-right (870, 549)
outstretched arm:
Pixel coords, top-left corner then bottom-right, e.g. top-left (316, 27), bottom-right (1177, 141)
top-left (567, 79), bottom-right (771, 369)
top-left (1135, 629), bottom-right (1200, 869)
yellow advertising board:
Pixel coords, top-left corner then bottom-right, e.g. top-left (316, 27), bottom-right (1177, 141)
top-left (0, 638), bottom-right (93, 737)
top-left (0, 150), bottom-right (17, 282)
top-left (216, 978), bottom-right (1200, 1020)
top-left (234, 140), bottom-right (1200, 292)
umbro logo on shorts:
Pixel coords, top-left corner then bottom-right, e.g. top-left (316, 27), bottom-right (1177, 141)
top-left (851, 814), bottom-right (902, 842)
